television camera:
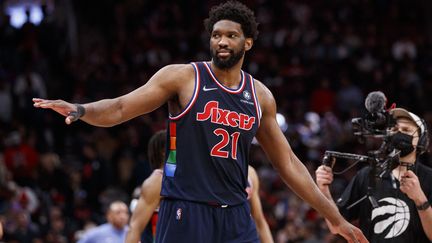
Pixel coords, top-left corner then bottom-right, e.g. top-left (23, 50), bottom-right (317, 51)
top-left (321, 91), bottom-right (402, 208)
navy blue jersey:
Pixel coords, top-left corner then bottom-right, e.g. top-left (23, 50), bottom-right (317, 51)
top-left (161, 62), bottom-right (261, 205)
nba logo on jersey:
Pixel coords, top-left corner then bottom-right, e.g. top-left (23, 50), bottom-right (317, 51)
top-left (176, 208), bottom-right (182, 220)
top-left (243, 90), bottom-right (251, 100)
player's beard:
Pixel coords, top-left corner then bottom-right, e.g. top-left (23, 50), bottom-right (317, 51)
top-left (211, 46), bottom-right (245, 70)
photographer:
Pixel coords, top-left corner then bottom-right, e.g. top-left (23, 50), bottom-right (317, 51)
top-left (316, 108), bottom-right (432, 242)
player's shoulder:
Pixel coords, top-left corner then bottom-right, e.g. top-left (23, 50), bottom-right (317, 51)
top-left (251, 79), bottom-right (276, 112)
top-left (162, 63), bottom-right (194, 72)
top-left (157, 63), bottom-right (195, 81)
top-left (153, 168), bottom-right (164, 176)
top-left (143, 170), bottom-right (163, 186)
top-left (248, 165), bottom-right (258, 178)
top-left (251, 78), bottom-right (268, 93)
top-left (140, 169), bottom-right (163, 197)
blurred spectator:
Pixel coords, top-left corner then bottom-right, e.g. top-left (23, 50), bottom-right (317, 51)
top-left (3, 131), bottom-right (39, 187)
top-left (309, 78), bottom-right (335, 115)
top-left (13, 65), bottom-right (47, 123)
top-left (77, 201), bottom-right (129, 243)
top-left (296, 112), bottom-right (322, 162)
top-left (3, 210), bottom-right (41, 242)
top-left (42, 206), bottom-right (69, 243)
top-left (335, 76), bottom-right (364, 118)
top-left (0, 77), bottom-right (12, 124)
top-left (392, 37), bottom-right (417, 60)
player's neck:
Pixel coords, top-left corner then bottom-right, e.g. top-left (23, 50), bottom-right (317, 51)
top-left (210, 60), bottom-right (244, 88)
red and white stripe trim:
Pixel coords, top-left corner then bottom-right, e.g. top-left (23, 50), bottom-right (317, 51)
top-left (203, 62), bottom-right (246, 94)
top-left (249, 74), bottom-right (262, 127)
top-left (169, 63), bottom-right (200, 120)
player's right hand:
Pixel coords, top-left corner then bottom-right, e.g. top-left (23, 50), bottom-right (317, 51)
top-left (334, 220), bottom-right (369, 243)
top-left (33, 98), bottom-right (79, 124)
top-left (315, 165), bottom-right (333, 191)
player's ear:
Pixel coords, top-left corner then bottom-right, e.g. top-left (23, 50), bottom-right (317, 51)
top-left (245, 38), bottom-right (253, 51)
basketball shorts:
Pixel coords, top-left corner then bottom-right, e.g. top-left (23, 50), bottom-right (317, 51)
top-left (155, 199), bottom-right (259, 243)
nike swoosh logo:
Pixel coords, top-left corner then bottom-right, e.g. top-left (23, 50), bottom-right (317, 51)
top-left (203, 86), bottom-right (218, 91)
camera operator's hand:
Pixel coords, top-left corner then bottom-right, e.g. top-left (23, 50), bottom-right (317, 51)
top-left (400, 170), bottom-right (428, 205)
top-left (316, 165), bottom-right (334, 196)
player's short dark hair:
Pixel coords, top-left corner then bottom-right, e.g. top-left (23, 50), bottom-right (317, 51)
top-left (204, 1), bottom-right (259, 40)
top-left (148, 130), bottom-right (166, 170)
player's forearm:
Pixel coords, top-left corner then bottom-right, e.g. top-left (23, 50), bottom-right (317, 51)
top-left (317, 186), bottom-right (339, 233)
top-left (322, 194), bottom-right (339, 233)
top-left (256, 220), bottom-right (274, 243)
top-left (125, 228), bottom-right (141, 243)
top-left (274, 156), bottom-right (344, 227)
top-left (318, 185), bottom-right (333, 201)
top-left (127, 214), bottom-right (151, 243)
top-left (80, 98), bottom-right (125, 127)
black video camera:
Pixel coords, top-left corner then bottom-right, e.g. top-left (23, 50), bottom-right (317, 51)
top-left (322, 92), bottom-right (402, 208)
top-left (351, 91), bottom-right (396, 138)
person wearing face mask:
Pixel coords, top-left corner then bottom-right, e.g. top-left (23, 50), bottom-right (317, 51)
top-left (316, 107), bottom-right (432, 242)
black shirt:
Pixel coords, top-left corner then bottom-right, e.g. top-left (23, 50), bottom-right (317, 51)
top-left (336, 162), bottom-right (432, 242)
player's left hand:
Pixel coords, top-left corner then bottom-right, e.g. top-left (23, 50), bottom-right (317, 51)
top-left (400, 170), bottom-right (427, 203)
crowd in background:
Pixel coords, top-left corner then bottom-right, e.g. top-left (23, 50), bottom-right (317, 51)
top-left (1, 0), bottom-right (432, 242)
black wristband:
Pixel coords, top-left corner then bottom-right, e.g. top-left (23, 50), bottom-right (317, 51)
top-left (69, 104), bottom-right (86, 122)
top-left (75, 104), bottom-right (86, 118)
top-left (416, 201), bottom-right (430, 211)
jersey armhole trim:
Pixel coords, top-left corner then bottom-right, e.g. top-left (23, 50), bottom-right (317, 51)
top-left (169, 62), bottom-right (200, 120)
top-left (249, 74), bottom-right (262, 127)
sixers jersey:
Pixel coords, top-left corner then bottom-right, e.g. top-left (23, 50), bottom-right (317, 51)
top-left (161, 62), bottom-right (261, 205)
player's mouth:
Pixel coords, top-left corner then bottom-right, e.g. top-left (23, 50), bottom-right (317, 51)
top-left (217, 49), bottom-right (232, 58)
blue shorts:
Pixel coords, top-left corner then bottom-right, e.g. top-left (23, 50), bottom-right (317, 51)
top-left (155, 199), bottom-right (259, 243)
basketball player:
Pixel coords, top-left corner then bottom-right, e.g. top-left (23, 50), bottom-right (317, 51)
top-left (33, 1), bottom-right (366, 242)
top-left (247, 165), bottom-right (274, 243)
top-left (127, 130), bottom-right (166, 243)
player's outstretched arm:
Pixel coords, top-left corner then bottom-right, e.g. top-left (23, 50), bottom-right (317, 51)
top-left (126, 170), bottom-right (163, 243)
top-left (33, 64), bottom-right (193, 127)
top-left (248, 166), bottom-right (274, 243)
top-left (254, 80), bottom-right (368, 243)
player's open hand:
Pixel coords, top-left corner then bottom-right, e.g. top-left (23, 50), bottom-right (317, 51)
top-left (33, 98), bottom-right (81, 124)
top-left (334, 220), bottom-right (369, 243)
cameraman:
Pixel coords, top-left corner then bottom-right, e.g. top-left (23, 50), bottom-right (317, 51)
top-left (316, 108), bottom-right (432, 242)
